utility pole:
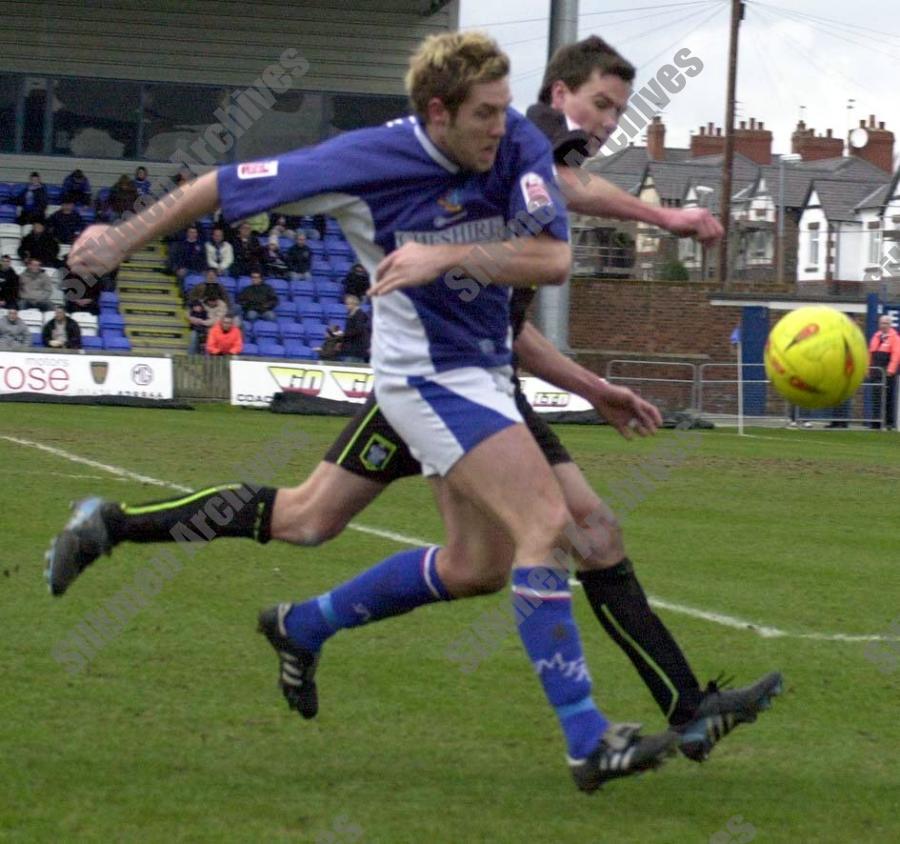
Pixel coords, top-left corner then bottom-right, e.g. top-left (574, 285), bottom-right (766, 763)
top-left (537, 0), bottom-right (579, 351)
top-left (718, 0), bottom-right (743, 287)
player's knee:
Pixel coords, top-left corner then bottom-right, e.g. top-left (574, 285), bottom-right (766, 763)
top-left (271, 486), bottom-right (347, 547)
top-left (569, 498), bottom-right (625, 568)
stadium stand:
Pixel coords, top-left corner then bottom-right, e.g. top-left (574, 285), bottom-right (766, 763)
top-left (0, 175), bottom-right (369, 359)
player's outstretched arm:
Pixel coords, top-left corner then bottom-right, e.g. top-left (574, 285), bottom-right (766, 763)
top-left (513, 321), bottom-right (662, 439)
top-left (369, 234), bottom-right (570, 297)
top-left (557, 166), bottom-right (723, 245)
top-left (67, 172), bottom-right (220, 278)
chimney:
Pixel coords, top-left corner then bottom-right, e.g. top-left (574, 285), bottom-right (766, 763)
top-left (734, 116), bottom-right (773, 164)
top-left (791, 120), bottom-right (843, 161)
top-left (691, 122), bottom-right (725, 158)
top-left (850, 115), bottom-right (895, 173)
top-left (647, 115), bottom-right (666, 161)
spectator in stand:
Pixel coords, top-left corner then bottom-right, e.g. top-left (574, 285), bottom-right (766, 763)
top-left (287, 231), bottom-right (312, 280)
top-left (16, 172), bottom-right (48, 224)
top-left (18, 219), bottom-right (59, 267)
top-left (311, 214), bottom-right (326, 240)
top-left (206, 313), bottom-right (243, 356)
top-left (0, 307), bottom-right (30, 349)
top-left (61, 268), bottom-right (100, 316)
top-left (188, 268), bottom-right (229, 306)
top-left (244, 211), bottom-right (270, 235)
top-left (108, 174), bottom-right (139, 221)
top-left (61, 169), bottom-right (92, 206)
top-left (42, 305), bottom-right (82, 349)
top-left (170, 224), bottom-right (207, 287)
top-left (202, 291), bottom-right (229, 328)
top-left (263, 236), bottom-right (289, 278)
top-left (316, 324), bottom-right (343, 361)
top-left (268, 214), bottom-right (291, 239)
top-left (187, 299), bottom-right (213, 355)
top-left (237, 269), bottom-right (278, 322)
top-left (18, 259), bottom-right (55, 312)
top-left (172, 167), bottom-right (193, 189)
top-left (337, 293), bottom-right (370, 363)
top-left (134, 166), bottom-right (152, 195)
top-left (231, 221), bottom-right (264, 277)
top-left (48, 198), bottom-right (85, 245)
top-left (0, 255), bottom-right (19, 308)
top-left (869, 314), bottom-right (900, 430)
top-left (206, 227), bottom-right (234, 277)
top-left (341, 262), bottom-right (369, 298)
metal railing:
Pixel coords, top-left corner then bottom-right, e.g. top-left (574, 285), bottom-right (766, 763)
top-left (605, 357), bottom-right (894, 428)
top-left (605, 360), bottom-right (698, 411)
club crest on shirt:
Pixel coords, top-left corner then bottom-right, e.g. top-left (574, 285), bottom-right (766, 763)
top-left (238, 161), bottom-right (279, 180)
top-left (520, 172), bottom-right (551, 213)
top-left (434, 188), bottom-right (468, 228)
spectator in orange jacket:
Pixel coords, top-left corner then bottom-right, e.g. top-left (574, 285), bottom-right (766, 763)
top-left (206, 313), bottom-right (243, 356)
top-left (869, 315), bottom-right (900, 429)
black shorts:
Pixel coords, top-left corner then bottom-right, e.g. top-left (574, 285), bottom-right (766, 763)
top-left (324, 389), bottom-right (573, 484)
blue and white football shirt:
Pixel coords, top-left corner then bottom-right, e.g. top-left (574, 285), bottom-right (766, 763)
top-left (217, 109), bottom-right (569, 375)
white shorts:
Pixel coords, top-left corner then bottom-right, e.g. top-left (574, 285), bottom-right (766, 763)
top-left (375, 366), bottom-right (522, 477)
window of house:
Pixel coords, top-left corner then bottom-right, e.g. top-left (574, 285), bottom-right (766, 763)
top-left (868, 228), bottom-right (882, 265)
top-left (808, 228), bottom-right (819, 265)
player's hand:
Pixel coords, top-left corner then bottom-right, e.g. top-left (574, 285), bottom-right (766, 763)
top-left (66, 224), bottom-right (127, 279)
top-left (369, 242), bottom-right (451, 297)
top-left (590, 379), bottom-right (663, 440)
top-left (660, 207), bottom-right (723, 245)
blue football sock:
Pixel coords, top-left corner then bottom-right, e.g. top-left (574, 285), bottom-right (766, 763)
top-left (512, 566), bottom-right (609, 760)
top-left (284, 546), bottom-right (451, 651)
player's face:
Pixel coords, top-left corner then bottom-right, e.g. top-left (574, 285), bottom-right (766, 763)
top-left (437, 78), bottom-right (512, 172)
top-left (553, 69), bottom-right (631, 149)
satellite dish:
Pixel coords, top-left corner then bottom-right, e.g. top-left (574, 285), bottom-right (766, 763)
top-left (850, 127), bottom-right (869, 149)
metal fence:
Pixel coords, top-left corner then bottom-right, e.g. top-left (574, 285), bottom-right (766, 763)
top-left (606, 358), bottom-right (895, 428)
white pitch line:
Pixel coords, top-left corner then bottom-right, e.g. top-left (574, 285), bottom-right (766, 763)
top-left (1, 436), bottom-right (192, 493)
top-left (8, 435), bottom-right (899, 644)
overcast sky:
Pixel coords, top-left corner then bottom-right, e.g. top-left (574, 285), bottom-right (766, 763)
top-left (458, 0), bottom-right (900, 162)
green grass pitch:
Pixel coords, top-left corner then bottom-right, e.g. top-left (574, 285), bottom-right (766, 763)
top-left (1, 402), bottom-right (897, 842)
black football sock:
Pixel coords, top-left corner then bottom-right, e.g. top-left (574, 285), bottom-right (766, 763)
top-left (577, 558), bottom-right (703, 725)
top-left (105, 484), bottom-right (277, 546)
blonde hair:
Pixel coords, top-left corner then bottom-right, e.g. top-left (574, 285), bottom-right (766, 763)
top-left (406, 31), bottom-right (510, 121)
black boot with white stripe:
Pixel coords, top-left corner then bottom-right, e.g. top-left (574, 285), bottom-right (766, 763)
top-left (569, 722), bottom-right (678, 793)
top-left (676, 670), bottom-right (784, 762)
top-left (258, 603), bottom-right (321, 720)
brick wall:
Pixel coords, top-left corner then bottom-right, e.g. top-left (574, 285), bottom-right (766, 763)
top-left (569, 278), bottom-right (742, 360)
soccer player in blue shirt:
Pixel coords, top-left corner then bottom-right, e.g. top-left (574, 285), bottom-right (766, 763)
top-left (60, 31), bottom-right (680, 791)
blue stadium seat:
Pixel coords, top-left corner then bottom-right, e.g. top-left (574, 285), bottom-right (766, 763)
top-left (290, 279), bottom-right (316, 299)
top-left (284, 339), bottom-right (314, 359)
top-left (82, 336), bottom-right (104, 350)
top-left (104, 336), bottom-right (132, 351)
top-left (253, 320), bottom-right (279, 340)
top-left (298, 302), bottom-right (324, 319)
top-left (0, 204), bottom-right (17, 222)
top-left (267, 277), bottom-right (289, 297)
top-left (316, 279), bottom-right (343, 299)
top-left (77, 206), bottom-right (96, 223)
top-left (219, 276), bottom-right (237, 295)
top-left (257, 339), bottom-right (285, 358)
top-left (99, 292), bottom-right (119, 308)
top-left (30, 332), bottom-right (43, 347)
top-left (293, 295), bottom-right (314, 309)
top-left (47, 185), bottom-right (62, 202)
top-left (99, 313), bottom-right (125, 330)
top-left (274, 300), bottom-right (295, 318)
top-left (241, 342), bottom-right (258, 356)
top-left (235, 275), bottom-right (253, 293)
top-left (279, 319), bottom-right (304, 340)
